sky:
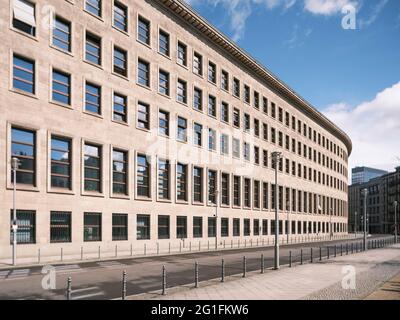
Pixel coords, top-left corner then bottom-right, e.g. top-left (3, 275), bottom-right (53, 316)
top-left (184, 0), bottom-right (400, 174)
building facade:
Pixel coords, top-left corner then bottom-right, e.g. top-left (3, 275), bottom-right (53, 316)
top-left (0, 0), bottom-right (352, 262)
top-left (349, 167), bottom-right (400, 234)
top-left (351, 166), bottom-right (387, 185)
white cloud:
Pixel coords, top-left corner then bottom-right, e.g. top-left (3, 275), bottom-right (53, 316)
top-left (304, 0), bottom-right (358, 16)
top-left (323, 82), bottom-right (400, 173)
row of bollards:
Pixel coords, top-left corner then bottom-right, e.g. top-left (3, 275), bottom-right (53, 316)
top-left (64, 237), bottom-right (395, 299)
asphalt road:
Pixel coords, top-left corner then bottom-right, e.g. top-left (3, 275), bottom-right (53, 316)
top-left (0, 235), bottom-right (392, 300)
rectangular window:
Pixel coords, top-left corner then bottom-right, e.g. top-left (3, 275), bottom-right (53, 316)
top-left (221, 173), bottom-right (230, 206)
top-left (208, 61), bottom-right (216, 83)
top-left (221, 134), bottom-right (229, 155)
top-left (244, 219), bottom-right (250, 236)
top-left (254, 180), bottom-right (260, 208)
top-left (13, 0), bottom-right (36, 36)
top-left (177, 79), bottom-right (187, 103)
top-left (158, 158), bottom-right (170, 199)
top-left (243, 142), bottom-right (250, 161)
top-left (176, 216), bottom-right (187, 239)
top-left (138, 16), bottom-right (150, 45)
top-left (177, 41), bottom-right (187, 66)
top-left (194, 123), bottom-right (203, 147)
top-left (112, 213), bottom-right (128, 241)
top-left (233, 78), bottom-right (240, 97)
top-left (232, 138), bottom-right (240, 159)
top-left (193, 87), bottom-right (203, 111)
top-left (193, 52), bottom-right (202, 75)
top-left (113, 93), bottom-right (127, 123)
top-left (208, 95), bottom-right (216, 117)
top-left (263, 97), bottom-right (268, 114)
top-left (113, 46), bottom-right (127, 76)
top-left (208, 170), bottom-right (217, 205)
top-left (11, 127), bottom-right (36, 186)
top-left (233, 176), bottom-right (241, 206)
top-left (113, 1), bottom-right (127, 32)
top-left (85, 32), bottom-right (101, 65)
top-left (221, 102), bottom-right (229, 123)
top-left (233, 218), bottom-right (240, 237)
top-left (244, 113), bottom-right (250, 131)
top-left (85, 82), bottom-right (101, 114)
top-left (13, 55), bottom-right (35, 94)
top-left (137, 215), bottom-right (150, 240)
top-left (51, 136), bottom-right (71, 189)
top-left (244, 85), bottom-right (250, 104)
top-left (271, 102), bottom-right (276, 118)
top-left (177, 116), bottom-right (187, 142)
top-left (263, 150), bottom-right (268, 167)
top-left (10, 210), bottom-right (35, 244)
top-left (254, 146), bottom-right (260, 165)
top-left (208, 128), bottom-right (216, 151)
top-left (158, 215), bottom-right (170, 239)
top-left (176, 163), bottom-right (188, 201)
top-left (244, 178), bottom-right (251, 208)
top-left (193, 217), bottom-right (203, 238)
top-left (159, 70), bottom-right (170, 96)
top-left (50, 211), bottom-right (71, 243)
top-left (84, 143), bottom-right (101, 192)
top-left (254, 219), bottom-right (260, 236)
top-left (208, 217), bottom-right (216, 237)
top-left (254, 91), bottom-right (259, 109)
top-left (159, 29), bottom-right (170, 56)
top-left (84, 212), bottom-right (101, 242)
top-left (137, 154), bottom-right (150, 197)
top-left (221, 70), bottom-right (229, 91)
top-left (221, 218), bottom-right (229, 237)
top-left (233, 108), bottom-right (240, 128)
top-left (158, 110), bottom-right (170, 137)
top-left (86, 0), bottom-right (101, 16)
top-left (52, 69), bottom-right (70, 105)
top-left (193, 167), bottom-right (203, 203)
top-left (137, 102), bottom-right (150, 130)
top-left (254, 119), bottom-right (260, 137)
top-left (112, 149), bottom-right (127, 195)
top-left (263, 182), bottom-right (268, 209)
top-left (137, 59), bottom-right (150, 87)
top-left (262, 219), bottom-right (268, 235)
top-left (52, 16), bottom-right (71, 52)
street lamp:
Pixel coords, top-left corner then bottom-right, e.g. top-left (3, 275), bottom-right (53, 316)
top-left (363, 188), bottom-right (368, 251)
top-left (394, 201), bottom-right (398, 244)
top-left (11, 157), bottom-right (21, 266)
top-left (272, 151), bottom-right (281, 270)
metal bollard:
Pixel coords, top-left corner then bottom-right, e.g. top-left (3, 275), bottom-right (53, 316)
top-left (66, 277), bottom-right (72, 300)
top-left (310, 248), bottom-right (313, 263)
top-left (327, 247), bottom-right (330, 259)
top-left (300, 249), bottom-right (303, 265)
top-left (190, 242), bottom-right (192, 252)
top-left (81, 246), bottom-right (83, 260)
top-left (162, 265), bottom-right (166, 295)
top-left (130, 243), bottom-right (133, 256)
top-left (261, 254), bottom-right (265, 273)
top-left (157, 243), bottom-right (160, 255)
top-left (194, 261), bottom-right (199, 288)
top-left (289, 251), bottom-right (292, 267)
top-left (99, 246), bottom-right (101, 259)
top-left (221, 259), bottom-right (225, 282)
top-left (38, 249), bottom-right (41, 264)
top-left (144, 243), bottom-right (147, 256)
top-left (169, 242), bottom-right (171, 254)
top-left (199, 241), bottom-right (201, 251)
top-left (122, 270), bottom-right (127, 300)
top-left (319, 247), bottom-right (322, 261)
top-left (180, 242), bottom-right (182, 253)
top-left (115, 245), bottom-right (118, 257)
top-left (243, 256), bottom-right (247, 278)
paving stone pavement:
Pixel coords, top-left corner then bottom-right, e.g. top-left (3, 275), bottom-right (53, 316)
top-left (149, 245), bottom-right (400, 300)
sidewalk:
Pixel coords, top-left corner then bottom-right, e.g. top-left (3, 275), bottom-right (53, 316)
top-left (128, 244), bottom-right (400, 300)
top-left (364, 272), bottom-right (400, 300)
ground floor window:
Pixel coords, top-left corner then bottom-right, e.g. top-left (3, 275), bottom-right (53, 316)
top-left (233, 218), bottom-right (240, 236)
top-left (10, 210), bottom-right (36, 244)
top-left (244, 219), bottom-right (250, 236)
top-left (137, 215), bottom-right (150, 240)
top-left (253, 219), bottom-right (260, 236)
top-left (193, 217), bottom-right (202, 238)
top-left (158, 215), bottom-right (170, 239)
top-left (84, 212), bottom-right (102, 242)
top-left (291, 220), bottom-right (296, 235)
top-left (50, 211), bottom-right (71, 243)
top-left (112, 213), bottom-right (128, 241)
top-left (177, 216), bottom-right (187, 239)
top-left (271, 220), bottom-right (276, 235)
top-left (208, 217), bottom-right (216, 237)
top-left (262, 219), bottom-right (268, 235)
top-left (221, 218), bottom-right (229, 237)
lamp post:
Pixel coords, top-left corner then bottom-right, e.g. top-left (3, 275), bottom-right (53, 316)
top-left (11, 157), bottom-right (21, 266)
top-left (394, 201), bottom-right (398, 244)
top-left (363, 188), bottom-right (368, 251)
top-left (272, 151), bottom-right (281, 270)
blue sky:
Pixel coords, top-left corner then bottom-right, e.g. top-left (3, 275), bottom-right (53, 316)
top-left (185, 0), bottom-right (400, 173)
